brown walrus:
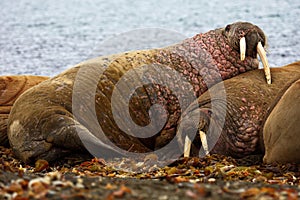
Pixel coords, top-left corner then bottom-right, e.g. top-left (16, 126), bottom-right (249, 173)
top-left (182, 61), bottom-right (300, 164)
top-left (0, 75), bottom-right (48, 145)
top-left (263, 79), bottom-right (300, 163)
top-left (6, 22), bottom-right (270, 163)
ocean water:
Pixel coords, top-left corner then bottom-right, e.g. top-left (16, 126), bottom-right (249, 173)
top-left (0, 0), bottom-right (299, 76)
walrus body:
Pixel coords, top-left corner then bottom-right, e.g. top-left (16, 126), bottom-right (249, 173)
top-left (0, 75), bottom-right (48, 145)
top-left (184, 61), bottom-right (300, 163)
top-left (263, 78), bottom-right (300, 163)
top-left (7, 22), bottom-right (268, 163)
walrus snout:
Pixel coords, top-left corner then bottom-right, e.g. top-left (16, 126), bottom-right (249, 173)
top-left (6, 22), bottom-right (274, 164)
top-left (244, 31), bottom-right (266, 58)
top-left (224, 22), bottom-right (271, 84)
top-left (241, 30), bottom-right (271, 85)
top-left (224, 22), bottom-right (266, 57)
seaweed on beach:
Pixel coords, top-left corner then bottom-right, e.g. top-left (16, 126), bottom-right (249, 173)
top-left (1, 146), bottom-right (299, 199)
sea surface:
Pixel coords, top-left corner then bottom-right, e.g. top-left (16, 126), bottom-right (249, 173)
top-left (1, 0), bottom-right (300, 76)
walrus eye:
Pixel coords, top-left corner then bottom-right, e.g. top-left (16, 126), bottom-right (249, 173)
top-left (225, 25), bottom-right (231, 32)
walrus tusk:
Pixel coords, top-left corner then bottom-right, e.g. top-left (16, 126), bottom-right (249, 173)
top-left (257, 42), bottom-right (272, 84)
top-left (184, 135), bottom-right (192, 157)
top-left (200, 131), bottom-right (210, 156)
top-left (183, 131), bottom-right (210, 157)
top-left (240, 37), bottom-right (246, 61)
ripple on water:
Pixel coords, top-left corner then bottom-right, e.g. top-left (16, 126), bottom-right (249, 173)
top-left (0, 0), bottom-right (299, 76)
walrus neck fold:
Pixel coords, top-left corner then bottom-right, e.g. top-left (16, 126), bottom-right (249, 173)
top-left (191, 30), bottom-right (260, 79)
top-left (155, 29), bottom-right (260, 98)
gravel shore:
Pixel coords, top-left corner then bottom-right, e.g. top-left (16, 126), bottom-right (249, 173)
top-left (1, 146), bottom-right (300, 199)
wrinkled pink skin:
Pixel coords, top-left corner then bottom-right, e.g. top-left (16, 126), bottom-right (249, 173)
top-left (134, 22), bottom-right (264, 150)
top-left (185, 62), bottom-right (300, 159)
top-left (7, 22), bottom-right (267, 163)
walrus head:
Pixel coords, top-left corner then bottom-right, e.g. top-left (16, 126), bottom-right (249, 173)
top-left (5, 22), bottom-right (272, 164)
top-left (222, 22), bottom-right (271, 84)
top-left (224, 22), bottom-right (266, 58)
top-left (182, 22), bottom-right (272, 157)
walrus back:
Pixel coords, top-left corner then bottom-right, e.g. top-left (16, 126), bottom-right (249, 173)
top-left (0, 75), bottom-right (48, 145)
top-left (185, 61), bottom-right (300, 158)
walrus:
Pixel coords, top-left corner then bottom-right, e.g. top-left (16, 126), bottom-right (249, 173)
top-left (263, 79), bottom-right (300, 164)
top-left (0, 75), bottom-right (48, 145)
top-left (182, 61), bottom-right (300, 164)
top-left (6, 22), bottom-right (270, 164)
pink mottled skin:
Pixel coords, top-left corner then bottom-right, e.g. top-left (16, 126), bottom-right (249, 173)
top-left (149, 22), bottom-right (266, 149)
top-left (8, 22), bottom-right (268, 163)
top-left (184, 62), bottom-right (300, 158)
top-left (155, 22), bottom-right (264, 97)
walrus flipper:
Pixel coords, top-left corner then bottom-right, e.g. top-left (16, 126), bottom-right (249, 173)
top-left (7, 22), bottom-right (271, 163)
top-left (9, 108), bottom-right (125, 163)
top-left (71, 121), bottom-right (126, 159)
top-left (9, 108), bottom-right (83, 163)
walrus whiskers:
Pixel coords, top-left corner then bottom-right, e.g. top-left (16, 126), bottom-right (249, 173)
top-left (5, 22), bottom-right (271, 163)
top-left (181, 61), bottom-right (300, 161)
top-left (183, 39), bottom-right (271, 158)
